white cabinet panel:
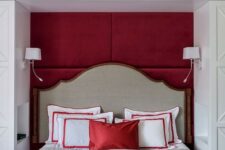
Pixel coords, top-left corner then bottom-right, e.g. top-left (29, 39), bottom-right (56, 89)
top-left (218, 68), bottom-right (225, 121)
top-left (217, 6), bottom-right (225, 62)
top-left (217, 4), bottom-right (225, 125)
top-left (217, 4), bottom-right (225, 150)
top-left (0, 128), bottom-right (10, 149)
top-left (0, 1), bottom-right (15, 150)
top-left (0, 68), bottom-right (9, 126)
top-left (218, 128), bottom-right (225, 150)
top-left (0, 6), bottom-right (9, 62)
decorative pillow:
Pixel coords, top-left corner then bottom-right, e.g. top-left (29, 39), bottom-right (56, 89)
top-left (133, 112), bottom-right (174, 144)
top-left (47, 105), bottom-right (101, 143)
top-left (124, 107), bottom-right (180, 143)
top-left (89, 120), bottom-right (139, 150)
top-left (57, 112), bottom-right (113, 148)
top-left (115, 116), bottom-right (170, 149)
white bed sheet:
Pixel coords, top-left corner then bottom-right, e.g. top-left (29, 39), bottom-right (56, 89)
top-left (40, 143), bottom-right (190, 150)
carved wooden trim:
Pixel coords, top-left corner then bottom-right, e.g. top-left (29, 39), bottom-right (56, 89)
top-left (32, 88), bottom-right (39, 144)
top-left (185, 88), bottom-right (193, 144)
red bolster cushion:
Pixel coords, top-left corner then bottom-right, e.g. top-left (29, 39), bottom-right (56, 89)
top-left (89, 120), bottom-right (139, 150)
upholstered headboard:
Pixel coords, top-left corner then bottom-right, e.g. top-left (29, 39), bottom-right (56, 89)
top-left (31, 63), bottom-right (192, 146)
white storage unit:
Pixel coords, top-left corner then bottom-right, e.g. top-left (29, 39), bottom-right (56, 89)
top-left (0, 2), bottom-right (16, 149)
top-left (194, 1), bottom-right (225, 150)
top-left (0, 1), bottom-right (30, 150)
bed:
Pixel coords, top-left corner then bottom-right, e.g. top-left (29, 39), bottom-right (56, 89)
top-left (40, 143), bottom-right (190, 150)
top-left (30, 63), bottom-right (193, 150)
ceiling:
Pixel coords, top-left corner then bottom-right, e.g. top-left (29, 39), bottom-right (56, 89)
top-left (17, 0), bottom-right (209, 12)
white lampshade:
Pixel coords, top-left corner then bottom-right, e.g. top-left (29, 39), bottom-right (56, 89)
top-left (183, 47), bottom-right (200, 60)
top-left (25, 48), bottom-right (42, 60)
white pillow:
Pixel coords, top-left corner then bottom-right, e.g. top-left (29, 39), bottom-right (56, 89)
top-left (124, 107), bottom-right (180, 143)
top-left (115, 115), bottom-right (170, 149)
top-left (47, 105), bottom-right (101, 143)
top-left (57, 112), bottom-right (113, 148)
top-left (133, 112), bottom-right (174, 144)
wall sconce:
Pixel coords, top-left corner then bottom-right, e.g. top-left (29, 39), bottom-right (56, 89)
top-left (183, 47), bottom-right (200, 83)
top-left (25, 48), bottom-right (43, 82)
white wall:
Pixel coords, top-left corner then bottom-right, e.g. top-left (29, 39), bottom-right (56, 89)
top-left (194, 1), bottom-right (210, 107)
top-left (194, 1), bottom-right (209, 135)
top-left (194, 2), bottom-right (209, 150)
top-left (15, 2), bottom-right (30, 150)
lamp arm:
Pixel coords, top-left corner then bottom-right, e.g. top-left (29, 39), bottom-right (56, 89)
top-left (31, 60), bottom-right (43, 82)
top-left (183, 59), bottom-right (193, 83)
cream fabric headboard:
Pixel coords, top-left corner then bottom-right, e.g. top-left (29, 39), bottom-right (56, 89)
top-left (37, 64), bottom-right (187, 143)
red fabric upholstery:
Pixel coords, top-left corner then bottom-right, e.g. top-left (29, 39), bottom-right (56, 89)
top-left (31, 13), bottom-right (193, 89)
top-left (89, 120), bottom-right (139, 150)
top-left (142, 68), bottom-right (193, 89)
top-left (31, 68), bottom-right (84, 89)
top-left (31, 68), bottom-right (192, 89)
top-left (31, 13), bottom-right (111, 68)
top-left (112, 13), bottom-right (193, 68)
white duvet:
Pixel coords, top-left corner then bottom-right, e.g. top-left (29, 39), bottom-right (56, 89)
top-left (40, 143), bottom-right (190, 150)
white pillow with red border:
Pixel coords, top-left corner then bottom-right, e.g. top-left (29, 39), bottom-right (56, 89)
top-left (57, 112), bottom-right (113, 148)
top-left (124, 107), bottom-right (181, 144)
top-left (115, 114), bottom-right (170, 149)
top-left (46, 105), bottom-right (101, 143)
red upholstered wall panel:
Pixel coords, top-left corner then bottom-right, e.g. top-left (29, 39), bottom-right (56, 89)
top-left (31, 13), bottom-right (193, 89)
top-left (112, 13), bottom-right (193, 68)
top-left (31, 68), bottom-right (85, 89)
top-left (31, 68), bottom-right (192, 89)
top-left (31, 13), bottom-right (111, 68)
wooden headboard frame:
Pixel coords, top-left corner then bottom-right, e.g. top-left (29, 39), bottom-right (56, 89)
top-left (30, 63), bottom-right (193, 148)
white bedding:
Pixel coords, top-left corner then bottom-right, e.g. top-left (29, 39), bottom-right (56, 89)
top-left (40, 143), bottom-right (190, 150)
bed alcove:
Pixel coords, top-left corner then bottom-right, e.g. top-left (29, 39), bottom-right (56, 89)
top-left (30, 12), bottom-right (194, 150)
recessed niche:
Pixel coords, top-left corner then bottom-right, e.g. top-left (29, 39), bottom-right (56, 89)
top-left (17, 102), bottom-right (29, 143)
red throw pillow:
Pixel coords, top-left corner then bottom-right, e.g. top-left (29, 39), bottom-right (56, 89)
top-left (89, 120), bottom-right (139, 150)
